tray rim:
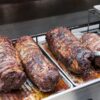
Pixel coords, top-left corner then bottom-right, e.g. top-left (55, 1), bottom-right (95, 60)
top-left (36, 33), bottom-right (100, 86)
top-left (42, 78), bottom-right (100, 100)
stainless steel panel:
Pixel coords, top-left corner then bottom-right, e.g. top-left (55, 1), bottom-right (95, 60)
top-left (43, 79), bottom-right (100, 100)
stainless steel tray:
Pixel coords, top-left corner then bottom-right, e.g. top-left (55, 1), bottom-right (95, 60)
top-left (0, 72), bottom-right (73, 100)
top-left (0, 36), bottom-right (73, 100)
top-left (43, 71), bottom-right (73, 99)
top-left (36, 33), bottom-right (100, 86)
top-left (94, 5), bottom-right (100, 13)
top-left (43, 79), bottom-right (100, 100)
top-left (37, 34), bottom-right (100, 100)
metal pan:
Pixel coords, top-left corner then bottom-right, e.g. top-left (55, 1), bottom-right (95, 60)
top-left (72, 27), bottom-right (100, 71)
top-left (43, 78), bottom-right (100, 100)
top-left (0, 71), bottom-right (73, 100)
top-left (36, 34), bottom-right (100, 86)
top-left (23, 72), bottom-right (73, 100)
top-left (0, 36), bottom-right (73, 100)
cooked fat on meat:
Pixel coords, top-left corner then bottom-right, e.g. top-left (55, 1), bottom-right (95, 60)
top-left (0, 36), bottom-right (26, 92)
top-left (81, 33), bottom-right (100, 68)
top-left (46, 27), bottom-right (94, 77)
top-left (15, 36), bottom-right (60, 92)
top-left (81, 33), bottom-right (100, 51)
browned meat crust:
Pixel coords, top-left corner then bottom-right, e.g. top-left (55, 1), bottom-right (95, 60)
top-left (46, 27), bottom-right (94, 77)
top-left (0, 36), bottom-right (26, 92)
top-left (81, 33), bottom-right (100, 68)
top-left (15, 36), bottom-right (60, 92)
top-left (81, 33), bottom-right (100, 51)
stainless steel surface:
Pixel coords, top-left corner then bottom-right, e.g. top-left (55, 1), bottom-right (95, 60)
top-left (0, 0), bottom-right (99, 24)
top-left (94, 5), bottom-right (100, 13)
top-left (0, 11), bottom-right (99, 39)
top-left (43, 79), bottom-right (100, 100)
top-left (0, 72), bottom-right (73, 100)
top-left (58, 72), bottom-right (73, 89)
top-left (94, 51), bottom-right (100, 56)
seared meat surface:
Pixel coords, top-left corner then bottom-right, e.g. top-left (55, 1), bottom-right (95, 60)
top-left (0, 36), bottom-right (26, 92)
top-left (81, 33), bottom-right (100, 68)
top-left (46, 27), bottom-right (94, 77)
top-left (82, 33), bottom-right (100, 51)
top-left (15, 36), bottom-right (60, 92)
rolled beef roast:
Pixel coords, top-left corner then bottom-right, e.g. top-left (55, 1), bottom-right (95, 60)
top-left (46, 27), bottom-right (95, 77)
top-left (81, 33), bottom-right (100, 68)
top-left (15, 36), bottom-right (60, 92)
top-left (0, 36), bottom-right (26, 92)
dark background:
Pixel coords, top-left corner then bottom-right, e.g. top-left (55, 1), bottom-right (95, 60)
top-left (0, 0), bottom-right (100, 24)
top-left (0, 0), bottom-right (99, 38)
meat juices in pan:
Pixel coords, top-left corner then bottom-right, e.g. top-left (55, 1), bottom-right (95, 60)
top-left (0, 36), bottom-right (26, 92)
top-left (46, 27), bottom-right (95, 78)
top-left (81, 33), bottom-right (100, 68)
top-left (15, 36), bottom-right (60, 92)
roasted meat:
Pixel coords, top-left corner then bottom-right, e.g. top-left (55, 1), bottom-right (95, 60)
top-left (15, 36), bottom-right (60, 92)
top-left (46, 27), bottom-right (94, 77)
top-left (81, 33), bottom-right (100, 51)
top-left (0, 36), bottom-right (26, 92)
top-left (81, 33), bottom-right (100, 68)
